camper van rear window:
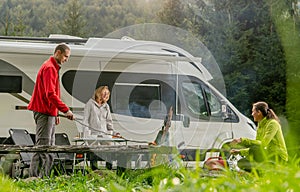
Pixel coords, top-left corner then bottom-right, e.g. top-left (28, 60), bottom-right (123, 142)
top-left (0, 75), bottom-right (22, 93)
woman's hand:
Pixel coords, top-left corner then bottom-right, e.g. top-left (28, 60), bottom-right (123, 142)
top-left (230, 138), bottom-right (242, 145)
top-left (148, 141), bottom-right (157, 146)
top-left (112, 132), bottom-right (121, 138)
top-left (230, 149), bottom-right (240, 155)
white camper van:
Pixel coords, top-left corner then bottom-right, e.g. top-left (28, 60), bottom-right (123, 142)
top-left (0, 35), bottom-right (256, 162)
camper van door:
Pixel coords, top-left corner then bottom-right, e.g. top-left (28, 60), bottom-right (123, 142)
top-left (177, 75), bottom-right (237, 150)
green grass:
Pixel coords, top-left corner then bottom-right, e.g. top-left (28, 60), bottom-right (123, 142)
top-left (1, 157), bottom-right (300, 192)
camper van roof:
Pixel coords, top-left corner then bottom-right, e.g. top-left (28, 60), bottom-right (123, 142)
top-left (0, 35), bottom-right (87, 44)
top-left (0, 35), bottom-right (212, 81)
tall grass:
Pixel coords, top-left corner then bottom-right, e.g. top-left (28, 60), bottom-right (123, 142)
top-left (1, 157), bottom-right (299, 192)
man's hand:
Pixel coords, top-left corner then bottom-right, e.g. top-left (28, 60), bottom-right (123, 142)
top-left (55, 116), bottom-right (60, 125)
top-left (65, 110), bottom-right (74, 120)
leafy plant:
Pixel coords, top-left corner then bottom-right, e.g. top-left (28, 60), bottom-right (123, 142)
top-left (0, 157), bottom-right (297, 191)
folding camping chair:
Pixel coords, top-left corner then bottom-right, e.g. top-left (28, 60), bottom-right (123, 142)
top-left (8, 128), bottom-right (35, 178)
top-left (55, 133), bottom-right (83, 173)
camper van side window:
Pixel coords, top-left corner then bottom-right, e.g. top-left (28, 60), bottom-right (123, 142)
top-left (0, 75), bottom-right (22, 93)
top-left (203, 86), bottom-right (222, 119)
top-left (113, 82), bottom-right (162, 118)
top-left (182, 82), bottom-right (208, 118)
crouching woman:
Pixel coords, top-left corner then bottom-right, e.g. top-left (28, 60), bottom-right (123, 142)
top-left (230, 101), bottom-right (288, 172)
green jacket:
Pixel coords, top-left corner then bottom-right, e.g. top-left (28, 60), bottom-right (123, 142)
top-left (239, 117), bottom-right (288, 162)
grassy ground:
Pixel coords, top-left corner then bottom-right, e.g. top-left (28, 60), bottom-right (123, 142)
top-left (1, 157), bottom-right (299, 192)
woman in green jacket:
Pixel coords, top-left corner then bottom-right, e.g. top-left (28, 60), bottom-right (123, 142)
top-left (230, 101), bottom-right (288, 171)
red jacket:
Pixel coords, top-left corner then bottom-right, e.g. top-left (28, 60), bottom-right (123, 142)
top-left (28, 56), bottom-right (69, 116)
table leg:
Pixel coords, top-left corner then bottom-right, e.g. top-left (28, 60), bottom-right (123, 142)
top-left (73, 153), bottom-right (76, 173)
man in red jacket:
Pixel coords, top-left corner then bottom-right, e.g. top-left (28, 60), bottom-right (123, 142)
top-left (27, 43), bottom-right (74, 178)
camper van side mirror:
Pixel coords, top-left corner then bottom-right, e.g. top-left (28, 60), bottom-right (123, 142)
top-left (183, 115), bottom-right (190, 128)
top-left (221, 104), bottom-right (228, 120)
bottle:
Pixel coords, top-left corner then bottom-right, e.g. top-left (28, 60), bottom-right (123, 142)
top-left (83, 127), bottom-right (90, 138)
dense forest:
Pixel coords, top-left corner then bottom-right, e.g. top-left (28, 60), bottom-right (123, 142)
top-left (1, 0), bottom-right (300, 151)
top-left (0, 0), bottom-right (163, 37)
